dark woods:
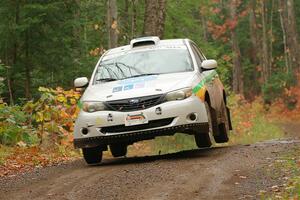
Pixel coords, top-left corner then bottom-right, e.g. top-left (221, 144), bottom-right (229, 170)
top-left (0, 0), bottom-right (299, 104)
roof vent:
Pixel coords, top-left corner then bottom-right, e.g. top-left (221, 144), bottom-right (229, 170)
top-left (130, 36), bottom-right (160, 48)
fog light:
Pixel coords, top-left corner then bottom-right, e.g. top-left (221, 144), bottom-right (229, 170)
top-left (188, 113), bottom-right (197, 121)
top-left (81, 127), bottom-right (89, 135)
top-left (155, 107), bottom-right (162, 115)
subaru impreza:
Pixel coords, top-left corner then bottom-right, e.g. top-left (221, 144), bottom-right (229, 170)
top-left (73, 37), bottom-right (232, 164)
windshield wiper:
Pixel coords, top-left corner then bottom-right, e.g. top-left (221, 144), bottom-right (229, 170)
top-left (96, 78), bottom-right (118, 82)
top-left (124, 73), bottom-right (160, 79)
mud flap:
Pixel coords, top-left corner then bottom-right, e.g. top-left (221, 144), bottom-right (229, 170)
top-left (209, 106), bottom-right (220, 136)
top-left (226, 106), bottom-right (233, 130)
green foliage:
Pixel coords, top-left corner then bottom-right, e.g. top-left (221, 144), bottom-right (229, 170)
top-left (0, 86), bottom-right (80, 147)
top-left (23, 87), bottom-right (80, 146)
top-left (262, 72), bottom-right (296, 104)
top-left (0, 104), bottom-right (35, 146)
top-left (0, 0), bottom-right (298, 103)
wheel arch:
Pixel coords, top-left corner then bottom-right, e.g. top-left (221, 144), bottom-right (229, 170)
top-left (222, 90), bottom-right (233, 130)
top-left (223, 90), bottom-right (227, 105)
top-left (205, 91), bottom-right (211, 105)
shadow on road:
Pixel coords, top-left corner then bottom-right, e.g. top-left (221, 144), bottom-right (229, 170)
top-left (94, 145), bottom-right (232, 167)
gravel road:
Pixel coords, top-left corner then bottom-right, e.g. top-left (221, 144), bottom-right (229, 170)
top-left (1, 137), bottom-right (299, 200)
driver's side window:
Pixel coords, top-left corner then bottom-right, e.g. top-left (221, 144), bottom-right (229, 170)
top-left (191, 44), bottom-right (204, 72)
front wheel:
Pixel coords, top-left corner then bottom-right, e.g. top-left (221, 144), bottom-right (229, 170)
top-left (110, 144), bottom-right (127, 157)
top-left (82, 146), bottom-right (103, 164)
top-left (194, 102), bottom-right (212, 148)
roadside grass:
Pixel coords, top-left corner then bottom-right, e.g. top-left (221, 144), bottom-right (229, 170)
top-left (229, 95), bottom-right (285, 145)
top-left (260, 148), bottom-right (300, 199)
top-left (229, 114), bottom-right (284, 145)
top-left (152, 133), bottom-right (197, 155)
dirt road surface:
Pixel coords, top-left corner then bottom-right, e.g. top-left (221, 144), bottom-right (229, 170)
top-left (1, 124), bottom-right (300, 200)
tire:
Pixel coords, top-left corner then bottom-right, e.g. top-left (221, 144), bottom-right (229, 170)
top-left (82, 146), bottom-right (103, 164)
top-left (110, 144), bottom-right (127, 157)
top-left (194, 102), bottom-right (212, 148)
top-left (214, 100), bottom-right (230, 143)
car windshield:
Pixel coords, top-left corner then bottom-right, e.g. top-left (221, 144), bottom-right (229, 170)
top-left (93, 48), bottom-right (193, 84)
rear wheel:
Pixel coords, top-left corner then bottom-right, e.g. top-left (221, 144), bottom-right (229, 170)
top-left (214, 100), bottom-right (230, 143)
top-left (194, 102), bottom-right (212, 148)
top-left (110, 144), bottom-right (127, 157)
top-left (82, 146), bottom-right (103, 164)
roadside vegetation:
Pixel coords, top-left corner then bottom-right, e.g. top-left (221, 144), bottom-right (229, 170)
top-left (259, 147), bottom-right (300, 199)
top-left (0, 87), bottom-right (81, 176)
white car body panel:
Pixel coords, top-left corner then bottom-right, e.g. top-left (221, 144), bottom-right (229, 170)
top-left (81, 72), bottom-right (195, 102)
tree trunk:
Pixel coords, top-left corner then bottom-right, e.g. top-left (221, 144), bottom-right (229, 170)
top-left (269, 0), bottom-right (274, 75)
top-left (156, 0), bottom-right (167, 38)
top-left (73, 0), bottom-right (81, 51)
top-left (249, 0), bottom-right (259, 65)
top-left (6, 68), bottom-right (14, 105)
top-left (107, 0), bottom-right (118, 48)
top-left (279, 0), bottom-right (290, 73)
top-left (131, 0), bottom-right (137, 39)
top-left (249, 0), bottom-right (260, 94)
top-left (261, 0), bottom-right (270, 83)
top-left (278, 0), bottom-right (300, 73)
top-left (143, 0), bottom-right (167, 38)
top-left (24, 30), bottom-right (31, 100)
top-left (286, 0), bottom-right (300, 71)
top-left (229, 0), bottom-right (243, 95)
top-left (199, 8), bottom-right (208, 42)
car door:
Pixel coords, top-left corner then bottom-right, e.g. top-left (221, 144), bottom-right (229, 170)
top-left (190, 43), bottom-right (221, 111)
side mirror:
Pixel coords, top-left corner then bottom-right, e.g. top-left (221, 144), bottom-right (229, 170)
top-left (201, 59), bottom-right (217, 70)
top-left (74, 77), bottom-right (89, 88)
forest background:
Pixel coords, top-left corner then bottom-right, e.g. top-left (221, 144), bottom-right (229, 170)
top-left (1, 0), bottom-right (300, 178)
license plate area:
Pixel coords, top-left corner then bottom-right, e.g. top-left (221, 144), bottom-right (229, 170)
top-left (125, 113), bottom-right (148, 126)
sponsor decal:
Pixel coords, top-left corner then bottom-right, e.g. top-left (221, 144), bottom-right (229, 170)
top-left (77, 100), bottom-right (83, 109)
top-left (95, 117), bottom-right (104, 125)
top-left (134, 82), bottom-right (145, 89)
top-left (112, 86), bottom-right (123, 93)
top-left (124, 84), bottom-right (134, 91)
top-left (118, 75), bottom-right (157, 85)
top-left (128, 98), bottom-right (140, 104)
top-left (193, 71), bottom-right (218, 101)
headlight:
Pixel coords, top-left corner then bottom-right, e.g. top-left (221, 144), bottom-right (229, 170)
top-left (165, 88), bottom-right (193, 101)
top-left (82, 101), bottom-right (106, 112)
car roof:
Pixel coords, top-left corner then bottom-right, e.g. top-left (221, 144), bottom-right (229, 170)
top-left (104, 38), bottom-right (188, 60)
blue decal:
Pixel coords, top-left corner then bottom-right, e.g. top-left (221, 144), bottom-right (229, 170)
top-left (124, 84), bottom-right (134, 91)
top-left (112, 86), bottom-right (123, 93)
top-left (134, 82), bottom-right (145, 89)
top-left (119, 75), bottom-right (157, 85)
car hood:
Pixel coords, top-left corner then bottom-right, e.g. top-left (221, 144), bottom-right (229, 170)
top-left (81, 72), bottom-right (196, 101)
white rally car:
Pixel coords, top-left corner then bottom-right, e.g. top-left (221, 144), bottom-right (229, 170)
top-left (74, 37), bottom-right (232, 164)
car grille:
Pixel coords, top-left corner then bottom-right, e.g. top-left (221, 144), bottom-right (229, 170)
top-left (105, 94), bottom-right (164, 112)
top-left (100, 117), bottom-right (174, 134)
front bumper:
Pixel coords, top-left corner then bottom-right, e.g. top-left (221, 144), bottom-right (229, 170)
top-left (74, 96), bottom-right (208, 148)
top-left (74, 123), bottom-right (208, 148)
